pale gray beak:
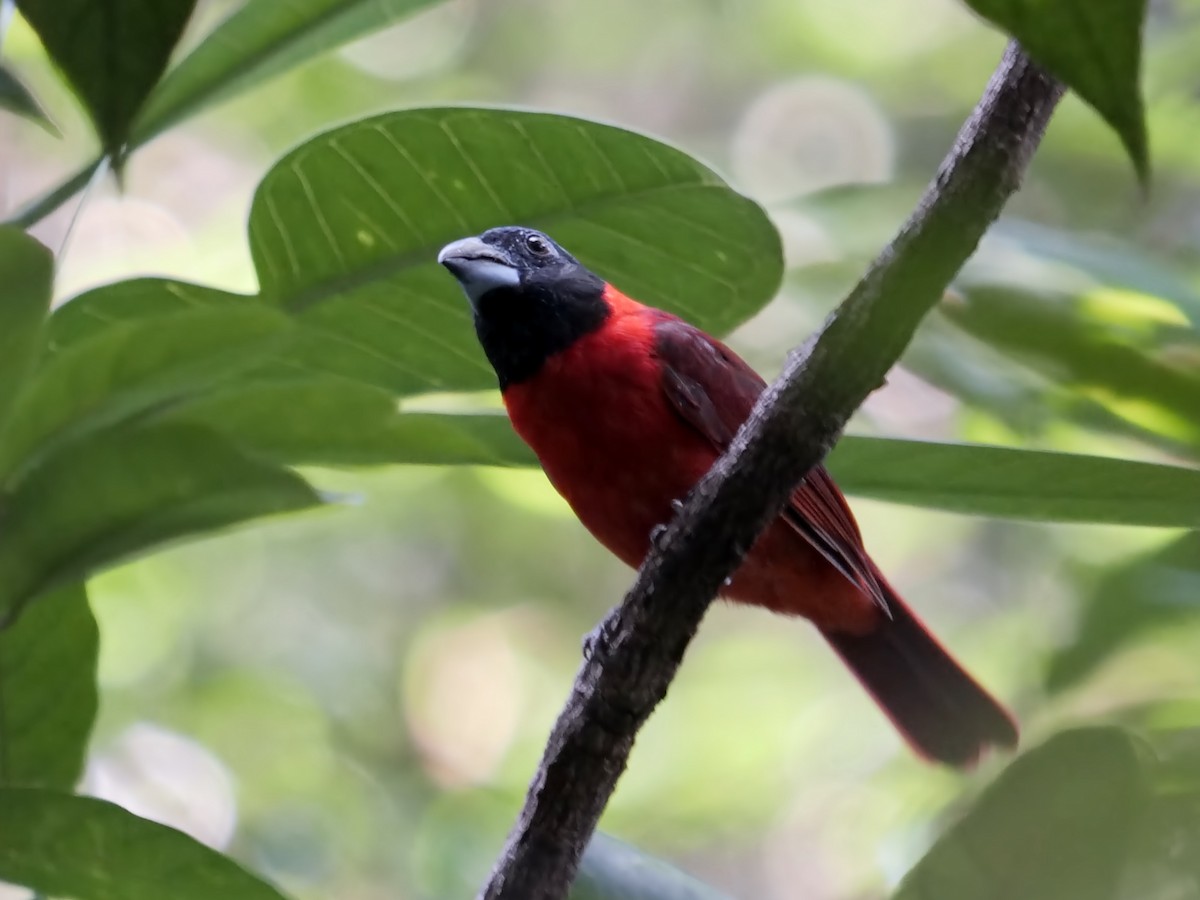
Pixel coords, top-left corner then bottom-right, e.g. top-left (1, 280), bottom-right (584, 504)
top-left (438, 236), bottom-right (520, 307)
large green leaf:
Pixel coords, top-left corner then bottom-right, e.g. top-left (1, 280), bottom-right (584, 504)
top-left (895, 727), bottom-right (1148, 900)
top-left (0, 422), bottom-right (320, 624)
top-left (15, 0), bottom-right (197, 160)
top-left (0, 62), bottom-right (57, 134)
top-left (1046, 533), bottom-right (1200, 693)
top-left (170, 379), bottom-right (534, 467)
top-left (571, 833), bottom-right (732, 900)
top-left (51, 289), bottom-right (1200, 530)
top-left (140, 328), bottom-right (1200, 519)
top-left (173, 386), bottom-right (1200, 521)
top-left (0, 585), bottom-right (97, 789)
top-left (248, 107), bottom-right (782, 395)
top-left (0, 306), bottom-right (293, 486)
top-left (827, 438), bottom-right (1200, 526)
top-left (46, 279), bottom-right (252, 352)
top-left (35, 274), bottom-right (1200, 526)
top-left (962, 0), bottom-right (1149, 182)
top-left (172, 389), bottom-right (1200, 527)
top-left (0, 788), bottom-right (287, 899)
top-left (134, 0), bottom-right (446, 142)
top-left (0, 226), bottom-right (52, 439)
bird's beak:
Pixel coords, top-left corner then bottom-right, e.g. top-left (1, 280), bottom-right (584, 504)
top-left (438, 236), bottom-right (520, 306)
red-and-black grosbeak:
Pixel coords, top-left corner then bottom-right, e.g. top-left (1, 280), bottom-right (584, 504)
top-left (439, 226), bottom-right (1017, 767)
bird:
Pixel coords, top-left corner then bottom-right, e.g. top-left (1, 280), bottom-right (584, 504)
top-left (438, 225), bottom-right (1017, 767)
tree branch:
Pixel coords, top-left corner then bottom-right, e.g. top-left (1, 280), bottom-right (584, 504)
top-left (481, 42), bottom-right (1065, 900)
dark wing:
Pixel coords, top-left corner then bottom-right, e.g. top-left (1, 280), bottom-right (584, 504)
top-left (654, 315), bottom-right (884, 606)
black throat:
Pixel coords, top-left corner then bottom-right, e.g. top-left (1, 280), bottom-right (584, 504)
top-left (473, 275), bottom-right (610, 390)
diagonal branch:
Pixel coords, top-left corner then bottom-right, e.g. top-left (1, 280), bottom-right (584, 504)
top-left (481, 42), bottom-right (1065, 900)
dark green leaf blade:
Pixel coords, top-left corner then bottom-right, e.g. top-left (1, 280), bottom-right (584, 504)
top-left (134, 0), bottom-right (445, 142)
top-left (168, 387), bottom-right (1200, 528)
top-left (47, 278), bottom-right (252, 351)
top-left (0, 62), bottom-right (57, 134)
top-left (0, 307), bottom-right (294, 485)
top-left (15, 0), bottom-right (197, 159)
top-left (962, 0), bottom-right (1149, 182)
top-left (1046, 533), bottom-right (1200, 693)
top-left (0, 226), bottom-right (52, 437)
top-left (0, 584), bottom-right (97, 789)
top-left (0, 423), bottom-right (320, 623)
top-left (48, 278), bottom-right (252, 345)
top-left (171, 379), bottom-right (536, 467)
top-left (894, 727), bottom-right (1148, 900)
top-left (0, 788), bottom-right (288, 899)
top-left (10, 0), bottom-right (445, 230)
top-left (572, 833), bottom-right (733, 900)
top-left (46, 281), bottom-right (536, 468)
top-left (248, 107), bottom-right (783, 395)
top-left (828, 437), bottom-right (1200, 527)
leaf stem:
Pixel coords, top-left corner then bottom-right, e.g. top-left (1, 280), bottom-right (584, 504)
top-left (6, 157), bottom-right (103, 229)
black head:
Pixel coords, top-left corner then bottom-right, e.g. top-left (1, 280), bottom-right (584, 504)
top-left (438, 226), bottom-right (608, 389)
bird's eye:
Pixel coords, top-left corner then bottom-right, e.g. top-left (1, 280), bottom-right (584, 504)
top-left (525, 233), bottom-right (551, 256)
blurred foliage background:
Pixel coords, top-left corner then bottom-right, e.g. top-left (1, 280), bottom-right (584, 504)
top-left (3, 0), bottom-right (1200, 898)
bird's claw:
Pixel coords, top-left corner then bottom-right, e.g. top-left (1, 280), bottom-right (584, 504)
top-left (650, 523), bottom-right (669, 549)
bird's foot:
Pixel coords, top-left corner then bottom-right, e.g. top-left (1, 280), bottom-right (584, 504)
top-left (649, 523), bottom-right (670, 550)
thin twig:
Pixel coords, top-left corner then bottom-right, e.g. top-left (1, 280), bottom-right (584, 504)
top-left (481, 42), bottom-right (1065, 900)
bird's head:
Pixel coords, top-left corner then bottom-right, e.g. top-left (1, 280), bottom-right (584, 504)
top-left (438, 226), bottom-right (603, 308)
top-left (438, 226), bottom-right (609, 388)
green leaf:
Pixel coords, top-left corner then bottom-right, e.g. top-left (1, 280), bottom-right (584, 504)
top-left (0, 62), bottom-right (57, 134)
top-left (0, 422), bottom-right (320, 624)
top-left (0, 307), bottom-right (294, 486)
top-left (173, 378), bottom-right (1200, 528)
top-left (962, 0), bottom-right (1149, 182)
top-left (0, 584), bottom-right (97, 789)
top-left (170, 379), bottom-right (535, 467)
top-left (15, 0), bottom-right (197, 160)
top-left (10, 0), bottom-right (442, 230)
top-left (895, 727), bottom-right (1149, 900)
top-left (942, 284), bottom-right (1200, 448)
top-left (571, 833), bottom-right (733, 900)
top-left (0, 788), bottom-right (288, 899)
top-left (47, 278), bottom-right (251, 351)
top-left (828, 437), bottom-right (1200, 527)
top-left (0, 226), bottom-right (52, 439)
top-left (900, 316), bottom-right (1134, 444)
top-left (1046, 533), bottom-right (1200, 693)
top-left (248, 107), bottom-right (782, 395)
top-left (166, 379), bottom-right (1200, 528)
top-left (134, 0), bottom-right (446, 142)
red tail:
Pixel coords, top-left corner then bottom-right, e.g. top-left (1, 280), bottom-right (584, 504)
top-left (822, 571), bottom-right (1018, 768)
